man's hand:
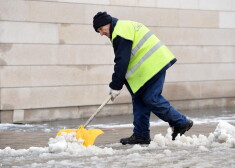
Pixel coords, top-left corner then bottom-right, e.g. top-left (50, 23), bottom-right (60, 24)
top-left (109, 89), bottom-right (121, 101)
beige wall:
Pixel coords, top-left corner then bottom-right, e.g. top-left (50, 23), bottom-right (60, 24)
top-left (0, 0), bottom-right (235, 123)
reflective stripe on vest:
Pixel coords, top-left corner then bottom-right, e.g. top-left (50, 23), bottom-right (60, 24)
top-left (131, 31), bottom-right (153, 58)
top-left (126, 41), bottom-right (164, 78)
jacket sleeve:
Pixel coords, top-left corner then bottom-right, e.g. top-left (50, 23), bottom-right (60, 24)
top-left (109, 36), bottom-right (133, 90)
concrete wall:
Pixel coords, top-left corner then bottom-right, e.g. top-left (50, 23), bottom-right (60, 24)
top-left (0, 0), bottom-right (235, 123)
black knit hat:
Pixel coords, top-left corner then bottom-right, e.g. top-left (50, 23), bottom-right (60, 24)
top-left (93, 11), bottom-right (112, 32)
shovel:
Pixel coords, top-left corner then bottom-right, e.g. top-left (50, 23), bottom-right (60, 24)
top-left (57, 95), bottom-right (111, 147)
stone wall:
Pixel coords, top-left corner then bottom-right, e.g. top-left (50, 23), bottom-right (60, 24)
top-left (0, 0), bottom-right (235, 123)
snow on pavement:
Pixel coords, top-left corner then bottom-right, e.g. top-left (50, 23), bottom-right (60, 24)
top-left (0, 121), bottom-right (235, 168)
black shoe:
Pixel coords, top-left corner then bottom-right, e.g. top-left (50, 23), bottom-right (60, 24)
top-left (171, 119), bottom-right (193, 141)
top-left (120, 134), bottom-right (151, 145)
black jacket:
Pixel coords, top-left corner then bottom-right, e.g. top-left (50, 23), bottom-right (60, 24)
top-left (109, 18), bottom-right (176, 97)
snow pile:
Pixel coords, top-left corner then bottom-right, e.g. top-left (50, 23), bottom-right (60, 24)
top-left (0, 121), bottom-right (234, 159)
top-left (0, 147), bottom-right (29, 156)
top-left (0, 133), bottom-right (115, 157)
top-left (150, 121), bottom-right (235, 148)
top-left (213, 121), bottom-right (235, 147)
top-left (48, 132), bottom-right (84, 153)
top-left (0, 146), bottom-right (49, 157)
top-left (48, 132), bottom-right (115, 155)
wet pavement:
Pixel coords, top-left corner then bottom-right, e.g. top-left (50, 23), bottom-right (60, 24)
top-left (0, 107), bottom-right (235, 167)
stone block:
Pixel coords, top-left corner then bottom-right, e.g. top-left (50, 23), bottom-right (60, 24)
top-left (201, 81), bottom-right (235, 98)
top-left (109, 0), bottom-right (155, 7)
top-left (169, 46), bottom-right (235, 63)
top-left (0, 110), bottom-right (13, 123)
top-left (179, 10), bottom-right (218, 28)
top-left (232, 1), bottom-right (235, 11)
top-left (199, 0), bottom-right (233, 11)
top-left (56, 45), bottom-right (114, 65)
top-left (0, 66), bottom-right (31, 87)
top-left (179, 0), bottom-right (199, 9)
top-left (166, 63), bottom-right (235, 82)
top-left (199, 29), bottom-right (235, 45)
top-left (0, 0), bottom-right (87, 23)
top-left (163, 82), bottom-right (201, 100)
top-left (0, 44), bottom-right (55, 65)
top-left (27, 0), bottom-right (86, 23)
top-left (56, 0), bottom-right (109, 5)
top-left (0, 65), bottom-right (113, 87)
top-left (170, 99), bottom-right (200, 111)
top-left (219, 12), bottom-right (235, 28)
top-left (198, 98), bottom-right (235, 109)
top-left (0, 44), bottom-right (114, 66)
top-left (103, 7), bottom-right (179, 27)
top-left (13, 110), bottom-right (24, 123)
top-left (58, 24), bottom-right (109, 44)
top-left (132, 0), bottom-right (156, 7)
top-left (0, 0), bottom-right (28, 21)
top-left (24, 107), bottom-right (80, 122)
top-left (153, 27), bottom-right (200, 45)
top-left (171, 97), bottom-right (235, 112)
top-left (30, 65), bottom-right (112, 86)
top-left (153, 27), bottom-right (235, 45)
top-left (141, 8), bottom-right (178, 27)
top-left (0, 88), bottom-right (31, 110)
top-left (0, 21), bottom-right (58, 44)
top-left (164, 80), bottom-right (235, 101)
top-left (156, 0), bottom-right (180, 8)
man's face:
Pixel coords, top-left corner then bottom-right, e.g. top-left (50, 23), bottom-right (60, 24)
top-left (97, 24), bottom-right (111, 38)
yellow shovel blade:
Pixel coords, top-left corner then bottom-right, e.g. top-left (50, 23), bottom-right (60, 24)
top-left (57, 126), bottom-right (104, 147)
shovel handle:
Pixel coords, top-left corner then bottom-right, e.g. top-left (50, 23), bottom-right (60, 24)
top-left (83, 95), bottom-right (111, 128)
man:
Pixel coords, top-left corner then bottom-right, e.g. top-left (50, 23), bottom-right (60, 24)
top-left (93, 11), bottom-right (193, 145)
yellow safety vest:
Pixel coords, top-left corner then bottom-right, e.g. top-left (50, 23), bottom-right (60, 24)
top-left (112, 20), bottom-right (175, 94)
